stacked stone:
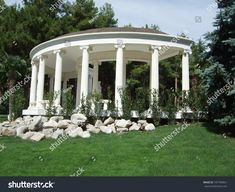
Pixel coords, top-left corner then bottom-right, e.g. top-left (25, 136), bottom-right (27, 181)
top-left (0, 114), bottom-right (156, 142)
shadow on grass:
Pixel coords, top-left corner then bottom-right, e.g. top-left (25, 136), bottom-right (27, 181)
top-left (202, 122), bottom-right (235, 138)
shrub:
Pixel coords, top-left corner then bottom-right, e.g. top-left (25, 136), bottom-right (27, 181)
top-left (13, 88), bottom-right (27, 119)
top-left (62, 89), bottom-right (74, 119)
top-left (150, 89), bottom-right (161, 126)
top-left (160, 89), bottom-right (178, 124)
top-left (45, 91), bottom-right (58, 118)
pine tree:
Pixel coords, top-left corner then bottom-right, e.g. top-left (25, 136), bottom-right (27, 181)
top-left (201, 0), bottom-right (235, 128)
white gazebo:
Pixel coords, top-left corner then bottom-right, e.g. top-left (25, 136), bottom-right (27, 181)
top-left (23, 27), bottom-right (192, 116)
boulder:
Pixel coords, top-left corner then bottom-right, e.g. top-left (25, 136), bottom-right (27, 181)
top-left (28, 116), bottom-right (42, 131)
top-left (41, 117), bottom-right (49, 123)
top-left (116, 128), bottom-right (129, 132)
top-left (23, 116), bottom-right (32, 121)
top-left (21, 132), bottom-right (34, 140)
top-left (94, 120), bottom-right (104, 128)
top-left (129, 123), bottom-right (140, 131)
top-left (65, 124), bottom-right (78, 135)
top-left (115, 119), bottom-right (129, 128)
top-left (86, 124), bottom-right (100, 134)
top-left (104, 117), bottom-right (114, 126)
top-left (78, 131), bottom-right (91, 138)
top-left (51, 129), bottom-right (64, 139)
top-left (71, 113), bottom-right (87, 125)
top-left (86, 124), bottom-right (95, 130)
top-left (68, 127), bottom-right (83, 138)
top-left (138, 120), bottom-right (147, 125)
top-left (30, 132), bottom-right (45, 142)
top-left (42, 129), bottom-right (54, 139)
top-left (126, 120), bottom-right (132, 128)
top-left (2, 128), bottom-right (16, 136)
top-left (15, 117), bottom-right (23, 124)
top-left (43, 120), bottom-right (58, 129)
top-left (50, 116), bottom-right (64, 122)
top-left (16, 126), bottom-right (28, 136)
top-left (1, 121), bottom-right (10, 127)
top-left (23, 116), bottom-right (33, 126)
top-left (57, 120), bottom-right (71, 129)
top-left (108, 123), bottom-right (116, 133)
top-left (100, 126), bottom-right (112, 134)
top-left (145, 123), bottom-right (156, 131)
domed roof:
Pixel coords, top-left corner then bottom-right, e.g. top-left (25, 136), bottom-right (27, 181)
top-left (59, 27), bottom-right (168, 38)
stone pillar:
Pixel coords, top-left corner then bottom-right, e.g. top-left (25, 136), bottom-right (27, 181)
top-left (150, 45), bottom-right (161, 102)
top-left (29, 60), bottom-right (38, 108)
top-left (115, 42), bottom-right (125, 112)
top-left (36, 55), bottom-right (46, 108)
top-left (80, 46), bottom-right (89, 101)
top-left (54, 50), bottom-right (64, 107)
top-left (76, 65), bottom-right (82, 107)
top-left (93, 62), bottom-right (99, 92)
top-left (182, 49), bottom-right (190, 92)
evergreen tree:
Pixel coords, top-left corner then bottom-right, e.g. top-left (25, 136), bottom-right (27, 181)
top-left (201, 0), bottom-right (235, 128)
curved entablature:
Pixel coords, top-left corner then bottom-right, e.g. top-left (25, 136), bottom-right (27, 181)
top-left (30, 28), bottom-right (192, 60)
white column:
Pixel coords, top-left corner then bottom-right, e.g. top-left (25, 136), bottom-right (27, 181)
top-left (29, 61), bottom-right (38, 108)
top-left (93, 62), bottom-right (99, 92)
top-left (54, 50), bottom-right (64, 107)
top-left (150, 45), bottom-right (161, 101)
top-left (76, 66), bottom-right (82, 107)
top-left (80, 46), bottom-right (89, 101)
top-left (123, 60), bottom-right (127, 88)
top-left (36, 55), bottom-right (46, 108)
top-left (115, 42), bottom-right (125, 111)
top-left (49, 76), bottom-right (54, 93)
top-left (182, 50), bottom-right (190, 92)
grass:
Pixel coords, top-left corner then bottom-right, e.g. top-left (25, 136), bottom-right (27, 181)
top-left (0, 123), bottom-right (234, 176)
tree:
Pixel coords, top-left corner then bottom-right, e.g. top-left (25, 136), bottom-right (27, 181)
top-left (0, 0), bottom-right (118, 117)
top-left (201, 0), bottom-right (235, 128)
top-left (94, 3), bottom-right (118, 27)
top-left (0, 53), bottom-right (27, 121)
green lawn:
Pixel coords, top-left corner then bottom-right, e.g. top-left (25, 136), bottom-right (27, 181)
top-left (0, 123), bottom-right (234, 176)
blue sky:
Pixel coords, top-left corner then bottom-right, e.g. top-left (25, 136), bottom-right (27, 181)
top-left (5, 0), bottom-right (217, 41)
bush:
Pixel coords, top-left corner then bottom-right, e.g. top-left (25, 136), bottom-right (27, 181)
top-left (13, 88), bottom-right (27, 119)
top-left (62, 89), bottom-right (74, 119)
top-left (150, 89), bottom-right (161, 126)
top-left (45, 91), bottom-right (58, 118)
top-left (160, 89), bottom-right (178, 124)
